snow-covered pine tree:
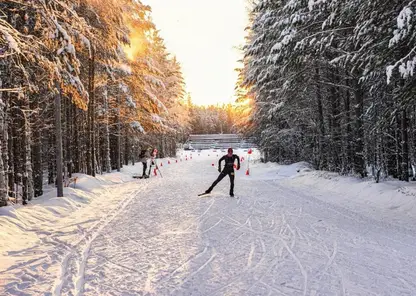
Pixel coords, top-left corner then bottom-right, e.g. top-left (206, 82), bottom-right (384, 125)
top-left (240, 0), bottom-right (416, 181)
top-left (0, 0), bottom-right (188, 206)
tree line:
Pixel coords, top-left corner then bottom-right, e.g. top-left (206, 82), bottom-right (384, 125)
top-left (237, 0), bottom-right (416, 182)
top-left (189, 102), bottom-right (237, 135)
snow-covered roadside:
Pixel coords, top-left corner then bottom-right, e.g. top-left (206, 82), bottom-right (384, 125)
top-left (247, 160), bottom-right (416, 230)
top-left (0, 166), bottom-right (147, 293)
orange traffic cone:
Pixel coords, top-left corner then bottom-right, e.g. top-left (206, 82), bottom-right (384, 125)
top-left (160, 163), bottom-right (163, 167)
top-left (246, 169), bottom-right (250, 175)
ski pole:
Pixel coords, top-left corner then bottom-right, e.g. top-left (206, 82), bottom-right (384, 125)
top-left (156, 165), bottom-right (163, 178)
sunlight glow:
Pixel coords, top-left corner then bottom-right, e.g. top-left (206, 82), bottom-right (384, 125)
top-left (142, 0), bottom-right (248, 106)
top-left (123, 34), bottom-right (147, 61)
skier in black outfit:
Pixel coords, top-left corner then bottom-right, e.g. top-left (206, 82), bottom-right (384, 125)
top-left (138, 148), bottom-right (151, 178)
top-left (204, 148), bottom-right (240, 197)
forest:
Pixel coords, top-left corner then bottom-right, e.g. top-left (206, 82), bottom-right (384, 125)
top-left (236, 0), bottom-right (416, 182)
top-left (0, 0), bottom-right (237, 206)
top-left (3, 0), bottom-right (416, 207)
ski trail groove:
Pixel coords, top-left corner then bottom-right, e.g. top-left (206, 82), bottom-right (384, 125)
top-left (202, 218), bottom-right (224, 234)
top-left (170, 248), bottom-right (217, 295)
top-left (167, 246), bottom-right (208, 279)
top-left (52, 185), bottom-right (146, 296)
top-left (247, 242), bottom-right (255, 268)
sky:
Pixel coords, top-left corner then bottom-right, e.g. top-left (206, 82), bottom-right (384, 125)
top-left (142, 0), bottom-right (248, 106)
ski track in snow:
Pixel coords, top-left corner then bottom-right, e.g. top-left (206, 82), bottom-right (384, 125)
top-left (2, 150), bottom-right (416, 295)
top-left (1, 182), bottom-right (147, 296)
top-left (53, 185), bottom-right (147, 296)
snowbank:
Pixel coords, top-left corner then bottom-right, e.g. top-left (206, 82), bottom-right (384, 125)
top-left (285, 168), bottom-right (416, 227)
top-left (246, 160), bottom-right (416, 229)
top-left (0, 168), bottom-right (144, 272)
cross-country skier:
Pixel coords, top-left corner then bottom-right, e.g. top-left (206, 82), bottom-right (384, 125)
top-left (138, 148), bottom-right (151, 178)
top-left (204, 148), bottom-right (240, 197)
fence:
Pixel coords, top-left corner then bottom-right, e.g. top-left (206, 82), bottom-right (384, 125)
top-left (184, 134), bottom-right (256, 150)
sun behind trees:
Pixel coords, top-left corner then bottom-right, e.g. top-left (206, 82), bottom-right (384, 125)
top-left (0, 0), bottom-right (190, 206)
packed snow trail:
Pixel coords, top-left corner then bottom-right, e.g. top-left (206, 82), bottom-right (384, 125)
top-left (68, 151), bottom-right (416, 295)
top-left (1, 149), bottom-right (416, 295)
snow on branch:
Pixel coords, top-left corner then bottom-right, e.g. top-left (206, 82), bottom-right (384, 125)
top-left (144, 75), bottom-right (166, 89)
top-left (150, 113), bottom-right (177, 133)
top-left (126, 96), bottom-right (136, 108)
top-left (118, 63), bottom-right (132, 75)
top-left (386, 48), bottom-right (416, 84)
top-left (390, 3), bottom-right (414, 47)
top-left (2, 30), bottom-right (20, 54)
top-left (144, 87), bottom-right (168, 114)
top-left (131, 121), bottom-right (145, 133)
top-left (387, 2), bottom-right (416, 83)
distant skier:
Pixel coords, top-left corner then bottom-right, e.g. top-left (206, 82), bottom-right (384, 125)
top-left (203, 148), bottom-right (240, 197)
top-left (138, 148), bottom-right (151, 178)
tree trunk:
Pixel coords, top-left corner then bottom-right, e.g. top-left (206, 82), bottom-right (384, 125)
top-left (344, 85), bottom-right (353, 174)
top-left (0, 85), bottom-right (7, 206)
top-left (22, 93), bottom-right (34, 202)
top-left (8, 106), bottom-right (14, 198)
top-left (73, 104), bottom-right (80, 173)
top-left (32, 96), bottom-right (43, 197)
top-left (0, 142), bottom-right (6, 206)
top-left (103, 89), bottom-right (111, 173)
top-left (55, 82), bottom-right (64, 197)
top-left (86, 79), bottom-right (92, 175)
top-left (124, 128), bottom-right (129, 166)
top-left (330, 70), bottom-right (341, 171)
top-left (20, 96), bottom-right (28, 203)
top-left (48, 132), bottom-right (55, 184)
top-left (401, 108), bottom-right (409, 181)
top-left (13, 99), bottom-right (21, 202)
top-left (32, 126), bottom-right (42, 197)
top-left (412, 104), bottom-right (416, 180)
top-left (66, 95), bottom-right (72, 178)
top-left (90, 47), bottom-right (96, 177)
top-left (315, 67), bottom-right (326, 170)
top-left (395, 112), bottom-right (403, 180)
top-left (353, 79), bottom-right (366, 177)
top-left (117, 97), bottom-right (121, 172)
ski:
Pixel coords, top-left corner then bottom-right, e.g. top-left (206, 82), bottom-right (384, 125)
top-left (133, 175), bottom-right (149, 179)
top-left (198, 192), bottom-right (210, 197)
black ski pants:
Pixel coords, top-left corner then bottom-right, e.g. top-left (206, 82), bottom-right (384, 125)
top-left (142, 162), bottom-right (148, 176)
top-left (207, 170), bottom-right (235, 195)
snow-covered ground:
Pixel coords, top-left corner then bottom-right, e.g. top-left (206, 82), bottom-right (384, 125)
top-left (1, 149), bottom-right (416, 295)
